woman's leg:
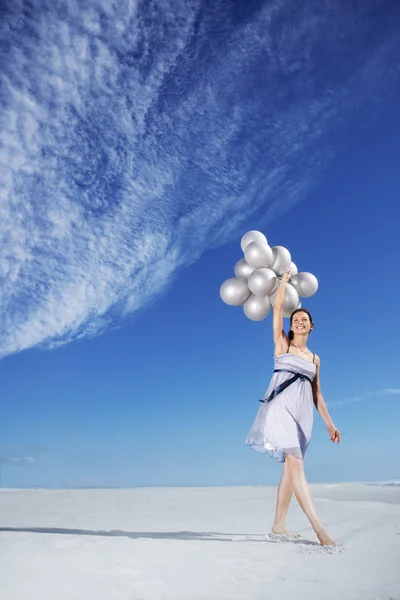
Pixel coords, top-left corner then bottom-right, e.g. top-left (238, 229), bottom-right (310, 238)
top-left (285, 454), bottom-right (338, 546)
top-left (271, 457), bottom-right (294, 535)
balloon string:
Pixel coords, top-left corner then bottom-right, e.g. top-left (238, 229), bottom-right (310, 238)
top-left (259, 370), bottom-right (312, 403)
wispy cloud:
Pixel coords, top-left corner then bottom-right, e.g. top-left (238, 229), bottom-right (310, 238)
top-left (2, 456), bottom-right (36, 466)
top-left (327, 388), bottom-right (400, 407)
top-left (380, 388), bottom-right (400, 396)
top-left (0, 0), bottom-right (399, 357)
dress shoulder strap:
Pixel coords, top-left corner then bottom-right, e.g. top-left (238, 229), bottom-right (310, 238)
top-left (313, 353), bottom-right (315, 363)
top-left (287, 343), bottom-right (291, 353)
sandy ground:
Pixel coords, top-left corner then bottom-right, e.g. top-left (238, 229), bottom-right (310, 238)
top-left (1, 483), bottom-right (399, 600)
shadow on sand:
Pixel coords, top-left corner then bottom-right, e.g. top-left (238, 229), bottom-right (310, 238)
top-left (0, 526), bottom-right (319, 545)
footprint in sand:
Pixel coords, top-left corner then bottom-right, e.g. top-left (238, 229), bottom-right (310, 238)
top-left (297, 543), bottom-right (344, 554)
top-left (265, 533), bottom-right (304, 543)
top-left (265, 533), bottom-right (344, 553)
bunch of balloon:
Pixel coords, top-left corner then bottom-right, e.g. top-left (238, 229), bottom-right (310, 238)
top-left (219, 230), bottom-right (318, 321)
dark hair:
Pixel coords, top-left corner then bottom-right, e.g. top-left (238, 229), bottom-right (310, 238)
top-left (288, 308), bottom-right (314, 340)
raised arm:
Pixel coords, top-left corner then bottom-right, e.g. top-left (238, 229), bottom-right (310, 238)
top-left (272, 267), bottom-right (290, 353)
top-left (312, 356), bottom-right (341, 444)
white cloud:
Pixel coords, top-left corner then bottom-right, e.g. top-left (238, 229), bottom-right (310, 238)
top-left (327, 388), bottom-right (400, 407)
top-left (381, 388), bottom-right (400, 395)
top-left (3, 456), bottom-right (36, 466)
top-left (0, 0), bottom-right (398, 357)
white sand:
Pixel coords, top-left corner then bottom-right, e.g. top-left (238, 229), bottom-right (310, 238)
top-left (1, 483), bottom-right (399, 600)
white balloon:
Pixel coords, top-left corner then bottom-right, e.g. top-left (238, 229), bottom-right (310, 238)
top-left (284, 300), bottom-right (301, 319)
top-left (270, 282), bottom-right (299, 314)
top-left (220, 277), bottom-right (251, 306)
top-left (271, 246), bottom-right (292, 274)
top-left (248, 268), bottom-right (277, 297)
top-left (219, 277), bottom-right (250, 306)
top-left (234, 258), bottom-right (255, 280)
top-left (283, 285), bottom-right (299, 314)
top-left (244, 242), bottom-right (274, 269)
top-left (289, 261), bottom-right (298, 277)
top-left (243, 294), bottom-right (271, 321)
top-left (240, 230), bottom-right (268, 252)
top-left (290, 272), bottom-right (318, 298)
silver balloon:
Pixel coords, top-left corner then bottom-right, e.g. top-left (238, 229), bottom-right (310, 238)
top-left (243, 294), bottom-right (271, 321)
top-left (284, 300), bottom-right (302, 319)
top-left (289, 261), bottom-right (298, 277)
top-left (290, 272), bottom-right (318, 298)
top-left (240, 230), bottom-right (268, 252)
top-left (248, 268), bottom-right (277, 297)
top-left (271, 246), bottom-right (292, 274)
top-left (234, 258), bottom-right (255, 280)
top-left (270, 282), bottom-right (299, 314)
top-left (244, 241), bottom-right (274, 269)
top-left (220, 277), bottom-right (251, 306)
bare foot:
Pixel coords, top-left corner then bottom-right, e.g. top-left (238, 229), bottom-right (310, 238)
top-left (314, 527), bottom-right (339, 546)
top-left (271, 525), bottom-right (298, 539)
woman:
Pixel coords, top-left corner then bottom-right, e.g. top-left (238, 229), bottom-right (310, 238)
top-left (245, 267), bottom-right (341, 546)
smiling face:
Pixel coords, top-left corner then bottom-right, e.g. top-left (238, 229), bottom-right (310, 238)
top-left (291, 310), bottom-right (313, 336)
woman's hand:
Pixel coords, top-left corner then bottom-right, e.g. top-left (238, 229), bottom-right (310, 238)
top-left (327, 423), bottom-right (341, 444)
top-left (281, 266), bottom-right (291, 283)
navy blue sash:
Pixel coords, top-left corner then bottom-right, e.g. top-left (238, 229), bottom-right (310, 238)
top-left (259, 369), bottom-right (313, 403)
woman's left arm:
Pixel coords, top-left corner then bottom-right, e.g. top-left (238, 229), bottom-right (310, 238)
top-left (312, 356), bottom-right (341, 444)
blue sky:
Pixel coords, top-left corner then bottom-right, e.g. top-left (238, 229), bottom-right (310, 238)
top-left (1, 0), bottom-right (399, 488)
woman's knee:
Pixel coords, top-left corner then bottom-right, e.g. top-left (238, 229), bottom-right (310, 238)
top-left (285, 454), bottom-right (304, 474)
